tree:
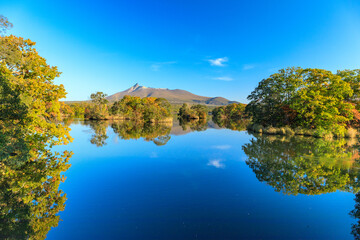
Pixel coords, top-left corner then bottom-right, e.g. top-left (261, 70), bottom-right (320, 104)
top-left (90, 92), bottom-right (108, 105)
top-left (212, 103), bottom-right (246, 121)
top-left (178, 103), bottom-right (191, 119)
top-left (337, 69), bottom-right (360, 126)
top-left (246, 67), bottom-right (355, 133)
top-left (178, 103), bottom-right (208, 120)
top-left (0, 16), bottom-right (72, 239)
top-left (337, 69), bottom-right (360, 104)
top-left (246, 67), bottom-right (303, 126)
top-left (290, 68), bottom-right (353, 132)
top-left (87, 92), bottom-right (109, 119)
top-left (110, 96), bottom-right (172, 122)
top-left (0, 18), bottom-right (71, 146)
top-left (0, 15), bottom-right (13, 36)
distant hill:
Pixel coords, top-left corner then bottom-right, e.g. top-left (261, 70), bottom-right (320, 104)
top-left (106, 83), bottom-right (238, 106)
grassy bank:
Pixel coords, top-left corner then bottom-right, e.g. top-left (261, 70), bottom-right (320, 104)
top-left (247, 124), bottom-right (358, 139)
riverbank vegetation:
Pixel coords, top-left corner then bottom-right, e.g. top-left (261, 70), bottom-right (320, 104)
top-left (65, 94), bottom-right (172, 122)
top-left (212, 103), bottom-right (247, 121)
top-left (245, 67), bottom-right (360, 138)
top-left (111, 95), bottom-right (172, 122)
top-left (178, 103), bottom-right (208, 120)
top-left (247, 124), bottom-right (358, 139)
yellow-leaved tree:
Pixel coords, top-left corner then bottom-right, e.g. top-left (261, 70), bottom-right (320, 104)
top-left (0, 15), bottom-right (72, 239)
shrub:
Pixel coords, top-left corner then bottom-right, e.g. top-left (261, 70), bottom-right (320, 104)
top-left (303, 129), bottom-right (314, 136)
top-left (332, 126), bottom-right (346, 138)
top-left (313, 128), bottom-right (325, 138)
top-left (253, 124), bottom-right (264, 133)
top-left (284, 126), bottom-right (295, 136)
top-left (345, 128), bottom-right (358, 138)
top-left (323, 131), bottom-right (334, 140)
top-left (277, 127), bottom-right (286, 135)
top-left (294, 127), bottom-right (304, 135)
top-left (346, 138), bottom-right (357, 146)
top-left (313, 128), bottom-right (333, 139)
top-left (264, 126), bottom-right (277, 135)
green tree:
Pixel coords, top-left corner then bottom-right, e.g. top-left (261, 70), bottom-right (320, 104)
top-left (178, 103), bottom-right (191, 119)
top-left (290, 68), bottom-right (353, 133)
top-left (110, 96), bottom-right (172, 122)
top-left (178, 103), bottom-right (208, 120)
top-left (90, 92), bottom-right (108, 105)
top-left (87, 92), bottom-right (109, 119)
top-left (337, 69), bottom-right (360, 104)
top-left (212, 103), bottom-right (246, 121)
top-left (246, 67), bottom-right (303, 126)
top-left (246, 67), bottom-right (355, 133)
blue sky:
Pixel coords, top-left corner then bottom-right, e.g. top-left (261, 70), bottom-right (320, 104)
top-left (1, 0), bottom-right (360, 102)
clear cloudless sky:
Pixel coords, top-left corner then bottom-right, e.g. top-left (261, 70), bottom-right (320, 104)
top-left (1, 0), bottom-right (360, 102)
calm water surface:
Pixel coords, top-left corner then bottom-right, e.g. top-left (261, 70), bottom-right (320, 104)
top-left (46, 120), bottom-right (359, 239)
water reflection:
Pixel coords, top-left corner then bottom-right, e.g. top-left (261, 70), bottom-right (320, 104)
top-left (243, 134), bottom-right (360, 195)
top-left (81, 118), bottom-right (253, 147)
top-left (179, 118), bottom-right (208, 132)
top-left (351, 192), bottom-right (360, 239)
top-left (81, 120), bottom-right (172, 146)
top-left (42, 119), bottom-right (360, 239)
top-left (111, 121), bottom-right (172, 146)
top-left (0, 126), bottom-right (72, 239)
top-left (87, 120), bottom-right (109, 147)
top-left (212, 117), bottom-right (249, 131)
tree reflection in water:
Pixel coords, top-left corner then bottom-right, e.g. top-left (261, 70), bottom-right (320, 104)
top-left (212, 117), bottom-right (249, 131)
top-left (242, 134), bottom-right (360, 195)
top-left (111, 121), bottom-right (172, 146)
top-left (86, 120), bottom-right (109, 147)
top-left (0, 127), bottom-right (72, 239)
top-left (350, 192), bottom-right (360, 240)
top-left (83, 120), bottom-right (172, 147)
top-left (242, 134), bottom-right (360, 239)
top-left (179, 118), bottom-right (208, 132)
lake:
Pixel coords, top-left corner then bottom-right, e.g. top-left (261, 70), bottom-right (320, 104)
top-left (42, 119), bottom-right (359, 239)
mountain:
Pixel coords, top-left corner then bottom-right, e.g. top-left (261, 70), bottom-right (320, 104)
top-left (106, 83), bottom-right (238, 105)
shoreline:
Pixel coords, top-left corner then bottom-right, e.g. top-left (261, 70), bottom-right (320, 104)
top-left (247, 124), bottom-right (358, 139)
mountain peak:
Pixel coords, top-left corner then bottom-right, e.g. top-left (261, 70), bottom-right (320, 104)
top-left (126, 83), bottom-right (145, 93)
top-left (107, 84), bottom-right (238, 105)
